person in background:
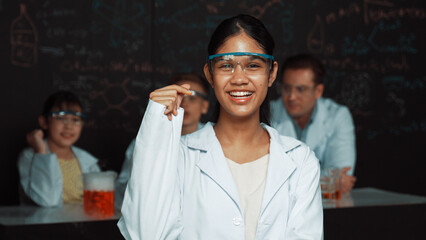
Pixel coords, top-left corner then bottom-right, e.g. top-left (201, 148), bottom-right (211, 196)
top-left (18, 91), bottom-right (100, 207)
top-left (115, 73), bottom-right (210, 208)
top-left (270, 54), bottom-right (356, 193)
top-left (118, 14), bottom-right (322, 239)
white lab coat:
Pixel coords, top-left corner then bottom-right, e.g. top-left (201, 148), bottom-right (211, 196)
top-left (270, 97), bottom-right (356, 175)
top-left (18, 141), bottom-right (100, 207)
top-left (115, 123), bottom-right (205, 208)
top-left (118, 100), bottom-right (323, 239)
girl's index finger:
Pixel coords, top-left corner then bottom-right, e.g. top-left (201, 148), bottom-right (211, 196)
top-left (179, 83), bottom-right (193, 95)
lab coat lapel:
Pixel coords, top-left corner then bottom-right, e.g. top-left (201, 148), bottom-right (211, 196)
top-left (190, 124), bottom-right (241, 210)
top-left (260, 127), bottom-right (296, 214)
top-left (197, 149), bottom-right (241, 209)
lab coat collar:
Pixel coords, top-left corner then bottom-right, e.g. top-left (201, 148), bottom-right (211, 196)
top-left (186, 122), bottom-right (301, 152)
top-left (186, 123), bottom-right (242, 211)
top-left (186, 122), bottom-right (299, 214)
top-left (260, 124), bottom-right (298, 215)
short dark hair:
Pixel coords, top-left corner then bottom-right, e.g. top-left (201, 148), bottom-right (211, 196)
top-left (169, 72), bottom-right (210, 97)
top-left (41, 91), bottom-right (83, 116)
top-left (281, 54), bottom-right (325, 85)
top-left (207, 14), bottom-right (274, 124)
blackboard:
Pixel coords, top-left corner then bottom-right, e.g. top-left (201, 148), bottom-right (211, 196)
top-left (1, 0), bottom-right (425, 205)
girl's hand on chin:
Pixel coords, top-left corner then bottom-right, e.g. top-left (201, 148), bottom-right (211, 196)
top-left (149, 83), bottom-right (193, 120)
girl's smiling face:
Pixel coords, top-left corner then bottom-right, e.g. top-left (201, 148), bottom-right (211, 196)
top-left (41, 104), bottom-right (84, 149)
top-left (204, 32), bottom-right (278, 121)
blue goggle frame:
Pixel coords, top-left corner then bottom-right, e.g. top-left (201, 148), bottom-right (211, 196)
top-left (189, 90), bottom-right (208, 100)
top-left (207, 52), bottom-right (275, 61)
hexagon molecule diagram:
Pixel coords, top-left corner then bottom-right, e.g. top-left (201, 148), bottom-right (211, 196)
top-left (90, 77), bottom-right (139, 115)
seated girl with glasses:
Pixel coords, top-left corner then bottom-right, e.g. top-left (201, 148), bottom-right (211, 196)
top-left (118, 14), bottom-right (322, 239)
top-left (18, 91), bottom-right (100, 207)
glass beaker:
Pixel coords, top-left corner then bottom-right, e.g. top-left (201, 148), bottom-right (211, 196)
top-left (83, 171), bottom-right (117, 218)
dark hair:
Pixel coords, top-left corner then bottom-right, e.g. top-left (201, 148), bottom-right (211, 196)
top-left (169, 72), bottom-right (210, 97)
top-left (281, 54), bottom-right (325, 85)
top-left (207, 14), bottom-right (275, 124)
top-left (41, 91), bottom-right (84, 116)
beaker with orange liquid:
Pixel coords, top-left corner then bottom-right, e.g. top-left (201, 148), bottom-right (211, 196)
top-left (83, 171), bottom-right (117, 218)
top-left (320, 168), bottom-right (342, 201)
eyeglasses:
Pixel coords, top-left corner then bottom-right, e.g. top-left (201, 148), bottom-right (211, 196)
top-left (48, 111), bottom-right (85, 126)
top-left (282, 84), bottom-right (316, 97)
top-left (208, 52), bottom-right (274, 76)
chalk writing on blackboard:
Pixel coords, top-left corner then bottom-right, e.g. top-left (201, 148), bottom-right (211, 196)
top-left (91, 0), bottom-right (147, 49)
top-left (205, 2), bottom-right (224, 14)
top-left (248, 0), bottom-right (282, 19)
top-left (382, 75), bottom-right (426, 91)
top-left (364, 0), bottom-right (426, 25)
top-left (10, 4), bottom-right (39, 67)
top-left (368, 21), bottom-right (417, 54)
top-left (59, 59), bottom-right (172, 75)
top-left (340, 20), bottom-right (417, 57)
top-left (88, 77), bottom-right (139, 115)
top-left (335, 72), bottom-right (372, 110)
top-left (322, 55), bottom-right (410, 73)
top-left (307, 15), bottom-right (324, 54)
top-left (325, 2), bottom-right (361, 24)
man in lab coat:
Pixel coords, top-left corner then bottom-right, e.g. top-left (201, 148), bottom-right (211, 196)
top-left (270, 54), bottom-right (357, 193)
top-left (115, 73), bottom-right (210, 207)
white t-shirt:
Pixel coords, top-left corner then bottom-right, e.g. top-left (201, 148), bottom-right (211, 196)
top-left (226, 154), bottom-right (270, 240)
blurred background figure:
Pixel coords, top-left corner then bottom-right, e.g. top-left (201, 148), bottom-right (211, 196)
top-left (115, 72), bottom-right (210, 207)
top-left (270, 54), bottom-right (356, 193)
top-left (18, 91), bottom-right (100, 207)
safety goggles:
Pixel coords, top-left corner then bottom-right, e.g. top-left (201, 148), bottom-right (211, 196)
top-left (189, 90), bottom-right (208, 100)
top-left (207, 52), bottom-right (274, 76)
top-left (47, 111), bottom-right (86, 126)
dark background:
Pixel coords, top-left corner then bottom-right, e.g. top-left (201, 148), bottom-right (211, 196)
top-left (1, 0), bottom-right (425, 205)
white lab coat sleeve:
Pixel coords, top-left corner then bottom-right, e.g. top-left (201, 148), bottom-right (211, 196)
top-left (17, 149), bottom-right (63, 207)
top-left (285, 147), bottom-right (323, 239)
top-left (115, 139), bottom-right (135, 208)
top-left (324, 106), bottom-right (356, 175)
top-left (118, 100), bottom-right (184, 240)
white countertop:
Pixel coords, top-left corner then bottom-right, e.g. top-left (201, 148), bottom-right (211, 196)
top-left (1, 188), bottom-right (425, 225)
top-left (0, 202), bottom-right (121, 226)
top-left (322, 187), bottom-right (426, 209)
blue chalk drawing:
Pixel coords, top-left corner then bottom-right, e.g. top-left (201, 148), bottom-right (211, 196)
top-left (91, 0), bottom-right (147, 48)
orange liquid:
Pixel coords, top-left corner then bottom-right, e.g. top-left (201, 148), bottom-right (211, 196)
top-left (334, 190), bottom-right (342, 200)
top-left (322, 190), bottom-right (341, 200)
top-left (84, 190), bottom-right (114, 217)
top-left (322, 192), bottom-right (330, 199)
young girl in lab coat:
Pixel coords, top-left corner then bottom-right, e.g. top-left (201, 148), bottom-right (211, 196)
top-left (118, 14), bottom-right (323, 239)
top-left (18, 91), bottom-right (100, 207)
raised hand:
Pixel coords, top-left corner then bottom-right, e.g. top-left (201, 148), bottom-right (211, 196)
top-left (26, 129), bottom-right (47, 154)
top-left (149, 84), bottom-right (193, 120)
